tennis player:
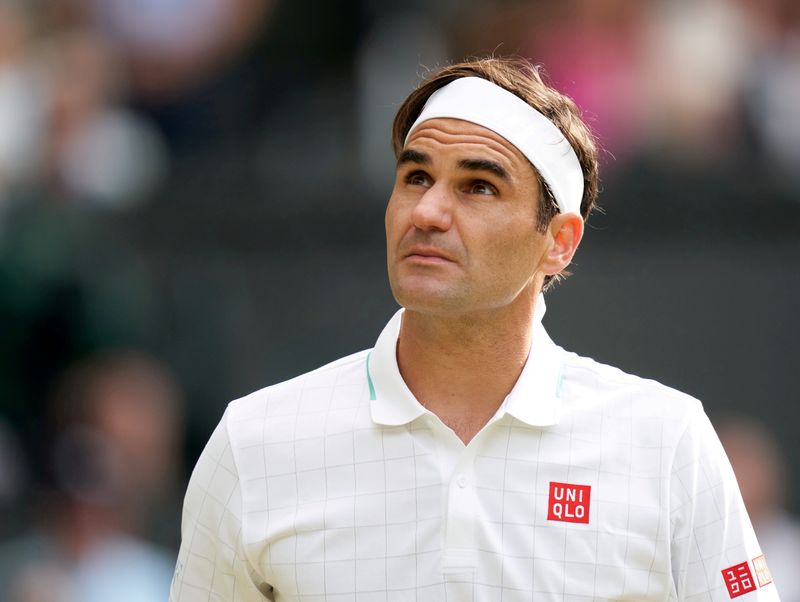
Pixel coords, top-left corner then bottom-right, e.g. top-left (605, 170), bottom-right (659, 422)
top-left (169, 57), bottom-right (778, 601)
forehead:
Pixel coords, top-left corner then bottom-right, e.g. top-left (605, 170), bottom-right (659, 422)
top-left (404, 118), bottom-right (531, 174)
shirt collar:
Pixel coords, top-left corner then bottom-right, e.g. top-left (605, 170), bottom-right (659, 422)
top-left (502, 320), bottom-right (563, 427)
top-left (368, 295), bottom-right (564, 428)
top-left (367, 308), bottom-right (427, 426)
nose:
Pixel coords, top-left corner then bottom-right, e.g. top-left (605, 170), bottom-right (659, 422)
top-left (411, 183), bottom-right (453, 232)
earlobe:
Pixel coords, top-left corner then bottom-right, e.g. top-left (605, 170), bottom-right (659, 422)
top-left (541, 213), bottom-right (584, 276)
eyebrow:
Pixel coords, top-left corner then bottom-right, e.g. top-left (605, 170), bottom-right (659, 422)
top-left (457, 158), bottom-right (509, 180)
top-left (397, 149), bottom-right (430, 167)
top-left (398, 149), bottom-right (509, 181)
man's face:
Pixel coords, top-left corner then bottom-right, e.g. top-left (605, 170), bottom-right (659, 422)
top-left (386, 117), bottom-right (552, 316)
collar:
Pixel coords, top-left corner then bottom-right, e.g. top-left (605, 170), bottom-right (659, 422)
top-left (367, 295), bottom-right (564, 428)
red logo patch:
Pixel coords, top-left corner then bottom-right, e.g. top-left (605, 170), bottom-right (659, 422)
top-left (547, 481), bottom-right (591, 524)
top-left (752, 555), bottom-right (773, 587)
top-left (722, 561), bottom-right (757, 598)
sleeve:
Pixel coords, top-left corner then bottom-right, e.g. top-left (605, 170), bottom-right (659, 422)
top-left (670, 405), bottom-right (780, 601)
top-left (169, 410), bottom-right (272, 602)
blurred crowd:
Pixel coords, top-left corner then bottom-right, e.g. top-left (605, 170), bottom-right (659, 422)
top-left (0, 352), bottom-right (183, 602)
top-left (0, 0), bottom-right (271, 212)
top-left (360, 0), bottom-right (800, 197)
top-left (0, 0), bottom-right (799, 600)
top-left (0, 0), bottom-right (797, 211)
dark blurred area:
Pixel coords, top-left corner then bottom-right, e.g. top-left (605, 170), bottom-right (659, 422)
top-left (0, 0), bottom-right (798, 599)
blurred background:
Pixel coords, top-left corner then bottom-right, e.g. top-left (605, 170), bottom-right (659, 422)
top-left (0, 0), bottom-right (798, 600)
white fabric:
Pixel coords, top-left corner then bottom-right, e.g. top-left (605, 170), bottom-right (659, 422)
top-left (406, 77), bottom-right (584, 216)
top-left (170, 311), bottom-right (777, 601)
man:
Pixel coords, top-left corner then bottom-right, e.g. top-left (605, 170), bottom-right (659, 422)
top-left (169, 58), bottom-right (777, 601)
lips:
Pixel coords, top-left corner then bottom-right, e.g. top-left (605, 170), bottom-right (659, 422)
top-left (403, 246), bottom-right (456, 263)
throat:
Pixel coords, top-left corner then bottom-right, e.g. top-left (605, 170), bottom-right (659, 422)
top-left (395, 308), bottom-right (535, 445)
top-left (424, 400), bottom-right (501, 445)
top-left (398, 344), bottom-right (527, 445)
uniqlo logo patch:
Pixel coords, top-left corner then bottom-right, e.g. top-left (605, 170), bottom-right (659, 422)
top-left (722, 562), bottom-right (757, 598)
top-left (547, 481), bottom-right (591, 524)
top-left (752, 555), bottom-right (773, 587)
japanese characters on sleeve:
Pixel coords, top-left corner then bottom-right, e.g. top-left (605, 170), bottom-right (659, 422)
top-left (670, 405), bottom-right (779, 601)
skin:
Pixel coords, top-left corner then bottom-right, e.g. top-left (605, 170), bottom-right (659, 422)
top-left (385, 117), bottom-right (584, 444)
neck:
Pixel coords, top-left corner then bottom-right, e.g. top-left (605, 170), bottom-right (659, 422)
top-left (397, 293), bottom-right (540, 444)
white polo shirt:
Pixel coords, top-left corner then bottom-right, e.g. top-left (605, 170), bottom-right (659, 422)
top-left (170, 307), bottom-right (778, 601)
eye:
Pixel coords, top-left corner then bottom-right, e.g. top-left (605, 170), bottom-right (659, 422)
top-left (405, 171), bottom-right (432, 188)
top-left (468, 180), bottom-right (498, 196)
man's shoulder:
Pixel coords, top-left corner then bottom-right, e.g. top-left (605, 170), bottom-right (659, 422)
top-left (559, 346), bottom-right (703, 417)
top-left (223, 349), bottom-right (372, 437)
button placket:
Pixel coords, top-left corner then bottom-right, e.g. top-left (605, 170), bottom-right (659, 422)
top-left (430, 410), bottom-right (508, 572)
top-left (443, 444), bottom-right (481, 561)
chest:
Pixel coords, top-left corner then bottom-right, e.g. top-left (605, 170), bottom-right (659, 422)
top-left (243, 419), bottom-right (674, 600)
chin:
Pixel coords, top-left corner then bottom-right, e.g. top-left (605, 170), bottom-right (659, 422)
top-left (390, 284), bottom-right (466, 315)
top-left (392, 279), bottom-right (532, 318)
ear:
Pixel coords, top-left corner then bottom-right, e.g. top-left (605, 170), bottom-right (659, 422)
top-left (539, 212), bottom-right (584, 276)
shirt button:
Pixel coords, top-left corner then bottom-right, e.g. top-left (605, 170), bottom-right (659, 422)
top-left (456, 476), bottom-right (468, 488)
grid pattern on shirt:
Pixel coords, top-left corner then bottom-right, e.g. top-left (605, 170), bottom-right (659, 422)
top-left (170, 346), bottom-right (777, 601)
top-left (170, 420), bottom-right (269, 601)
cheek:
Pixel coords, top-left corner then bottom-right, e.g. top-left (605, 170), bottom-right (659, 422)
top-left (385, 192), bottom-right (412, 240)
top-left (474, 221), bottom-right (542, 280)
top-left (385, 201), bottom-right (405, 267)
top-left (384, 201), bottom-right (398, 245)
top-left (385, 192), bottom-right (397, 228)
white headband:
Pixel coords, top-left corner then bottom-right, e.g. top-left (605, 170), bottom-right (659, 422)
top-left (405, 77), bottom-right (584, 216)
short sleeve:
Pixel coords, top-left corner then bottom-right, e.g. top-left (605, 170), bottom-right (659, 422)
top-left (169, 411), bottom-right (271, 602)
top-left (670, 405), bottom-right (780, 601)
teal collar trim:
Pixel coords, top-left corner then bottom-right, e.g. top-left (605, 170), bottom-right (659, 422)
top-left (555, 365), bottom-right (566, 399)
top-left (368, 309), bottom-right (428, 426)
top-left (366, 351), bottom-right (376, 401)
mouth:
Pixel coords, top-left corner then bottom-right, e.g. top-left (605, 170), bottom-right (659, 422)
top-left (403, 246), bottom-right (456, 264)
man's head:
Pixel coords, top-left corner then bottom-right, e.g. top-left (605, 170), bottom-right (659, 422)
top-left (385, 57), bottom-right (599, 316)
top-left (392, 59), bottom-right (600, 227)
